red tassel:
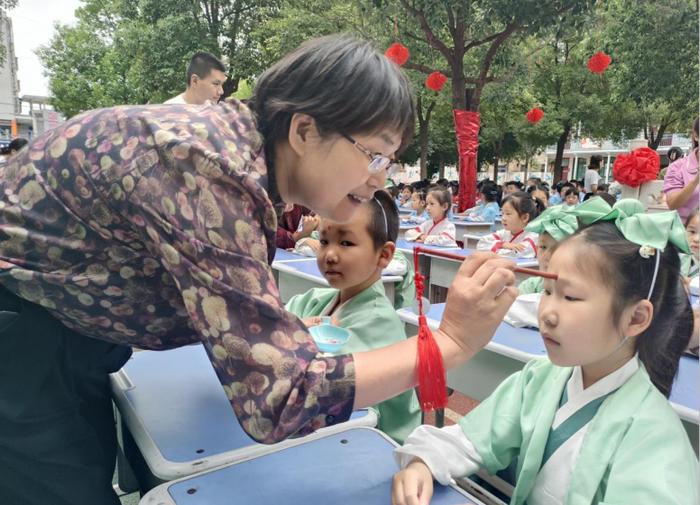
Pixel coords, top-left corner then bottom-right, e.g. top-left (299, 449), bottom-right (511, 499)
top-left (413, 247), bottom-right (448, 411)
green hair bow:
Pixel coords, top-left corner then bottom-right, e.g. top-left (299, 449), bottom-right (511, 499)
top-left (568, 196), bottom-right (690, 254)
top-left (525, 204), bottom-right (579, 242)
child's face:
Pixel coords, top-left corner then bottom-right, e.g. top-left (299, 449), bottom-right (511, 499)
top-left (500, 201), bottom-right (529, 233)
top-left (411, 193), bottom-right (425, 211)
top-left (504, 184), bottom-right (516, 195)
top-left (426, 194), bottom-right (448, 221)
top-left (539, 241), bottom-right (630, 369)
top-left (565, 193), bottom-right (579, 206)
top-left (316, 205), bottom-right (387, 291)
top-left (537, 233), bottom-right (556, 271)
top-left (401, 188), bottom-right (412, 199)
top-left (687, 215), bottom-right (699, 258)
top-left (531, 190), bottom-right (548, 206)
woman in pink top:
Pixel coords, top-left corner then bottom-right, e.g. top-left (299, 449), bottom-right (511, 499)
top-left (664, 118), bottom-right (699, 220)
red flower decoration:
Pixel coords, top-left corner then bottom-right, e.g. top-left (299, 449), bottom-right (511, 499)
top-left (526, 107), bottom-right (544, 124)
top-left (612, 147), bottom-right (660, 187)
top-left (587, 51), bottom-right (612, 74)
top-left (425, 71), bottom-right (448, 92)
top-left (385, 43), bottom-right (410, 66)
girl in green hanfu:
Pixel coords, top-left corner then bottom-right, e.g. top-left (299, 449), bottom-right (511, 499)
top-left (286, 190), bottom-right (420, 443)
top-left (392, 198), bottom-right (698, 505)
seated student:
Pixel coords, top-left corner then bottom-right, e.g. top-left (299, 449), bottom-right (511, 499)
top-left (393, 199), bottom-right (699, 505)
top-left (682, 209), bottom-right (699, 278)
top-left (504, 180), bottom-right (523, 196)
top-left (548, 183), bottom-right (563, 206)
top-left (459, 181), bottom-right (500, 222)
top-left (595, 183), bottom-right (609, 195)
top-left (275, 203), bottom-right (314, 249)
top-left (562, 187), bottom-right (579, 209)
top-left (505, 205), bottom-right (580, 328)
top-left (401, 189), bottom-right (429, 224)
top-left (399, 185), bottom-right (414, 208)
top-left (477, 192), bottom-right (542, 259)
top-left (285, 191), bottom-right (421, 443)
top-left (682, 210), bottom-right (699, 354)
top-left (527, 184), bottom-right (549, 209)
top-left (405, 187), bottom-right (458, 247)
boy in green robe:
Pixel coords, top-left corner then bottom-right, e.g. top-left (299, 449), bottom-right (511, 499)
top-left (286, 191), bottom-right (421, 443)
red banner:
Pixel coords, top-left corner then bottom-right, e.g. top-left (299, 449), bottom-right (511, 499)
top-left (453, 110), bottom-right (480, 212)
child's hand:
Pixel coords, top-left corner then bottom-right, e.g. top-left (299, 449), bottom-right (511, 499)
top-left (300, 215), bottom-right (319, 236)
top-left (512, 243), bottom-right (527, 252)
top-left (415, 235), bottom-right (425, 243)
top-left (303, 316), bottom-right (340, 328)
top-left (392, 459), bottom-right (434, 505)
top-left (304, 238), bottom-right (321, 253)
top-left (500, 243), bottom-right (515, 250)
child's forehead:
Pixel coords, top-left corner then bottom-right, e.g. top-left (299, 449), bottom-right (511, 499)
top-left (321, 208), bottom-right (371, 234)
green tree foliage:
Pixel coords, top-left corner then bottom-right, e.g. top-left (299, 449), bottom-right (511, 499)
top-left (599, 0), bottom-right (699, 149)
top-left (37, 0), bottom-right (274, 117)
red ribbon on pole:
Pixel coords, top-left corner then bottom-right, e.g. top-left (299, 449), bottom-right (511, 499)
top-left (454, 110), bottom-right (481, 212)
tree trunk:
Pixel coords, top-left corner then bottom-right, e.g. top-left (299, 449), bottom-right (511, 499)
top-left (419, 124), bottom-right (429, 179)
top-left (647, 122), bottom-right (666, 150)
top-left (553, 124), bottom-right (571, 184)
top-left (492, 154), bottom-right (499, 182)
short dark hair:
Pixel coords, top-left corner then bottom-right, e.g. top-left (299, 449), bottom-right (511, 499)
top-left (667, 146), bottom-right (684, 163)
top-left (564, 188), bottom-right (577, 198)
top-left (479, 180), bottom-right (500, 203)
top-left (555, 222), bottom-right (692, 397)
top-left (186, 52), bottom-right (227, 87)
top-left (505, 180), bottom-right (524, 190)
top-left (367, 190), bottom-right (399, 248)
top-left (596, 192), bottom-right (616, 206)
top-left (427, 186), bottom-right (452, 218)
top-left (7, 138), bottom-right (28, 153)
top-left (250, 35), bottom-right (415, 172)
top-left (588, 155), bottom-right (603, 169)
top-left (502, 191), bottom-right (543, 221)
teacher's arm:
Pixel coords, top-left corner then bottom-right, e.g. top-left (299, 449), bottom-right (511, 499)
top-left (352, 253), bottom-right (518, 409)
top-left (136, 154), bottom-right (516, 444)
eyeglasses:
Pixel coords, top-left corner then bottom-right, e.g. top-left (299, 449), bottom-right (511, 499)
top-left (342, 133), bottom-right (401, 177)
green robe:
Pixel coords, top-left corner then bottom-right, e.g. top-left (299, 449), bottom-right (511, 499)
top-left (518, 276), bottom-right (544, 295)
top-left (285, 280), bottom-right (421, 443)
top-left (460, 358), bottom-right (699, 505)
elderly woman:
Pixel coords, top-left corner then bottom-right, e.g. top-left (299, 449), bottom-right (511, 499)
top-left (0, 36), bottom-right (517, 504)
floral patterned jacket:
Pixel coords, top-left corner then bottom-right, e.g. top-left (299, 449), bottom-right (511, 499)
top-left (0, 99), bottom-right (355, 442)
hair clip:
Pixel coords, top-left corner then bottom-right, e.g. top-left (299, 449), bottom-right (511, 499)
top-left (639, 245), bottom-right (656, 259)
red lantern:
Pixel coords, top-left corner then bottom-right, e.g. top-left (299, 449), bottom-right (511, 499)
top-left (526, 107), bottom-right (544, 124)
top-left (385, 43), bottom-right (410, 66)
top-left (425, 71), bottom-right (448, 92)
top-left (587, 51), bottom-right (612, 74)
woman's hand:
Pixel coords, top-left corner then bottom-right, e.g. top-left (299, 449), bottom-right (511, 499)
top-left (300, 215), bottom-right (319, 236)
top-left (438, 252), bottom-right (518, 357)
top-left (392, 459), bottom-right (434, 505)
top-left (415, 235), bottom-right (425, 243)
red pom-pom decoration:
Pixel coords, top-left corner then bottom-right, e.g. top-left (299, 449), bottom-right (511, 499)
top-left (612, 147), bottom-right (660, 187)
top-left (587, 51), bottom-right (612, 74)
top-left (385, 43), bottom-right (410, 66)
top-left (526, 107), bottom-right (544, 124)
top-left (425, 71), bottom-right (448, 92)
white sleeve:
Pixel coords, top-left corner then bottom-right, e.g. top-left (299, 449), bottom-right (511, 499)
top-left (503, 293), bottom-right (541, 328)
top-left (515, 233), bottom-right (538, 259)
top-left (476, 232), bottom-right (501, 251)
top-left (423, 222), bottom-right (457, 246)
top-left (394, 424), bottom-right (483, 485)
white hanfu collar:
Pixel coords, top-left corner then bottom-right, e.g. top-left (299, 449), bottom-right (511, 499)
top-left (554, 355), bottom-right (639, 429)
